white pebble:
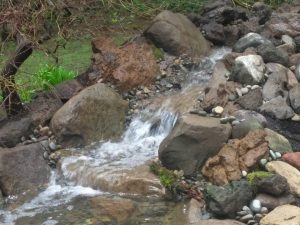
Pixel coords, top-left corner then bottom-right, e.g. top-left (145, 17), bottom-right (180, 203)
top-left (275, 152), bottom-right (282, 159)
top-left (49, 142), bottom-right (57, 151)
top-left (241, 87), bottom-right (249, 95)
top-left (260, 158), bottom-right (268, 166)
top-left (269, 150), bottom-right (277, 160)
top-left (236, 88), bottom-right (243, 97)
top-left (251, 85), bottom-right (260, 90)
top-left (242, 170), bottom-right (248, 177)
top-left (213, 106), bottom-right (224, 115)
top-left (250, 199), bottom-right (262, 213)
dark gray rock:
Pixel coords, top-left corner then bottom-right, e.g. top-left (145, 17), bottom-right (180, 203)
top-left (233, 33), bottom-right (272, 53)
top-left (202, 22), bottom-right (225, 45)
top-left (257, 44), bottom-right (289, 66)
top-left (0, 143), bottom-right (51, 196)
top-left (232, 118), bottom-right (263, 139)
top-left (233, 110), bottom-right (267, 127)
top-left (252, 2), bottom-right (272, 25)
top-left (294, 36), bottom-right (300, 53)
top-left (259, 96), bottom-right (295, 120)
top-left (289, 84), bottom-right (300, 113)
top-left (295, 64), bottom-right (300, 82)
top-left (256, 174), bottom-right (289, 196)
top-left (255, 193), bottom-right (296, 210)
top-left (205, 180), bottom-right (253, 218)
top-left (159, 114), bottom-right (231, 175)
top-left (230, 55), bottom-right (265, 85)
top-left (236, 88), bottom-right (263, 110)
top-left (54, 79), bottom-right (83, 102)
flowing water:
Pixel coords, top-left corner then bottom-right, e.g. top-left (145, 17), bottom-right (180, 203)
top-left (0, 47), bottom-right (230, 225)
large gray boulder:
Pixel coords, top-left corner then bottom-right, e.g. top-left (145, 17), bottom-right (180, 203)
top-left (158, 114), bottom-right (231, 175)
top-left (257, 44), bottom-right (289, 66)
top-left (51, 83), bottom-right (128, 147)
top-left (230, 55), bottom-right (266, 85)
top-left (233, 33), bottom-right (272, 53)
top-left (144, 10), bottom-right (211, 57)
top-left (260, 96), bottom-right (295, 120)
top-left (289, 83), bottom-right (300, 113)
top-left (0, 143), bottom-right (51, 196)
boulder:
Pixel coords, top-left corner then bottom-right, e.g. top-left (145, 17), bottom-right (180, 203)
top-left (265, 128), bottom-right (293, 154)
top-left (144, 10), bottom-right (210, 57)
top-left (205, 180), bottom-right (253, 218)
top-left (266, 161), bottom-right (300, 197)
top-left (202, 21), bottom-right (225, 45)
top-left (233, 110), bottom-right (267, 127)
top-left (0, 143), bottom-right (51, 196)
top-left (255, 193), bottom-right (296, 210)
top-left (232, 118), bottom-right (263, 139)
top-left (257, 44), bottom-right (289, 66)
top-left (230, 55), bottom-right (265, 85)
top-left (260, 205), bottom-right (300, 225)
top-left (289, 84), bottom-right (300, 113)
top-left (262, 63), bottom-right (288, 101)
top-left (232, 33), bottom-right (272, 53)
top-left (259, 96), bottom-right (295, 120)
top-left (91, 37), bottom-right (159, 90)
top-left (256, 174), bottom-right (289, 196)
top-left (159, 115), bottom-right (231, 175)
top-left (236, 88), bottom-right (263, 110)
top-left (51, 83), bottom-right (128, 147)
top-left (202, 130), bottom-right (269, 185)
top-left (282, 152), bottom-right (300, 170)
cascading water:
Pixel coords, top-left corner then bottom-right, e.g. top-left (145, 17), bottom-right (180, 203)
top-left (0, 47), bottom-right (231, 225)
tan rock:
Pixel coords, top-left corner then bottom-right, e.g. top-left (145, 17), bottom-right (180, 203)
top-left (266, 161), bottom-right (300, 197)
top-left (202, 130), bottom-right (269, 185)
top-left (260, 204), bottom-right (300, 225)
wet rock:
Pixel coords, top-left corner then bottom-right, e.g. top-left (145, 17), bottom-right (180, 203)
top-left (252, 2), bottom-right (272, 25)
top-left (205, 180), bottom-right (253, 218)
top-left (230, 55), bottom-right (265, 85)
top-left (54, 79), bottom-right (83, 102)
top-left (89, 197), bottom-right (136, 224)
top-left (260, 205), bottom-right (300, 225)
top-left (249, 199), bottom-right (262, 213)
top-left (289, 83), bottom-right (300, 113)
top-left (256, 174), bottom-right (289, 196)
top-left (236, 88), bottom-right (263, 110)
top-left (257, 44), bottom-right (289, 66)
top-left (202, 130), bottom-right (269, 185)
top-left (91, 36), bottom-right (159, 90)
top-left (159, 114), bottom-right (231, 175)
top-left (51, 83), bottom-right (128, 147)
top-left (144, 10), bottom-right (210, 57)
top-left (0, 143), bottom-right (51, 196)
top-left (233, 33), bottom-right (272, 53)
top-left (265, 128), bottom-right (293, 154)
top-left (255, 193), bottom-right (296, 210)
top-left (259, 96), bottom-right (295, 120)
top-left (282, 152), bottom-right (300, 170)
top-left (266, 161), bottom-right (300, 197)
top-left (262, 63), bottom-right (288, 101)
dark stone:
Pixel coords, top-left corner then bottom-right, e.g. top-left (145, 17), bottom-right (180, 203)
top-left (233, 33), bottom-right (272, 53)
top-left (236, 88), bottom-right (263, 110)
top-left (256, 174), bottom-right (289, 196)
top-left (252, 2), bottom-right (272, 25)
top-left (257, 44), bottom-right (289, 66)
top-left (0, 143), bottom-right (51, 196)
top-left (203, 22), bottom-right (225, 45)
top-left (54, 79), bottom-right (83, 102)
top-left (205, 180), bottom-right (253, 218)
top-left (289, 84), bottom-right (300, 114)
top-left (294, 36), bottom-right (300, 53)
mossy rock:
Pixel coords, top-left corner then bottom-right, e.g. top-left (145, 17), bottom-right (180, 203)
top-left (265, 128), bottom-right (293, 154)
top-left (246, 171), bottom-right (272, 186)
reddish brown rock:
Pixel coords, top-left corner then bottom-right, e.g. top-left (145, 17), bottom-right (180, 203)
top-left (91, 37), bottom-right (159, 90)
top-left (289, 53), bottom-right (300, 67)
top-left (282, 152), bottom-right (300, 170)
top-left (287, 69), bottom-right (298, 89)
top-left (202, 130), bottom-right (269, 185)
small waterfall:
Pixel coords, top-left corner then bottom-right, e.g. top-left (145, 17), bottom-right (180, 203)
top-left (0, 47), bottom-right (231, 225)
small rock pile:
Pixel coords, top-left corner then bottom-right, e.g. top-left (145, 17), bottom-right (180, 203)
top-left (236, 203), bottom-right (268, 225)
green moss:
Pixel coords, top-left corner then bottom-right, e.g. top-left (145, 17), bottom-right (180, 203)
top-left (153, 47), bottom-right (164, 60)
top-left (246, 171), bottom-right (272, 186)
top-left (111, 35), bottom-right (130, 47)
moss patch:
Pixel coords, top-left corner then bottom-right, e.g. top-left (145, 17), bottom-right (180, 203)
top-left (246, 171), bottom-right (272, 186)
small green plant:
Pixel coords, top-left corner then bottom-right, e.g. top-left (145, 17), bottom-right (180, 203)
top-left (35, 64), bottom-right (76, 89)
top-left (153, 47), bottom-right (164, 60)
top-left (246, 171), bottom-right (272, 186)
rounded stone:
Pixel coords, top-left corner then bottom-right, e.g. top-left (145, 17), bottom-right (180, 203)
top-left (260, 158), bottom-right (268, 166)
top-left (242, 170), bottom-right (248, 177)
top-left (213, 106), bottom-right (224, 115)
top-left (241, 87), bottom-right (249, 95)
top-left (269, 150), bottom-right (277, 160)
top-left (250, 199), bottom-right (262, 213)
top-left (260, 206), bottom-right (268, 214)
top-left (49, 142), bottom-right (57, 151)
top-left (275, 152), bottom-right (282, 159)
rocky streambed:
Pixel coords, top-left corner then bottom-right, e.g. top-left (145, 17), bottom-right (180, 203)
top-left (1, 1), bottom-right (300, 225)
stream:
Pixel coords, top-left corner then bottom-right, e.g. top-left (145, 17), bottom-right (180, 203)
top-left (0, 47), bottom-right (231, 225)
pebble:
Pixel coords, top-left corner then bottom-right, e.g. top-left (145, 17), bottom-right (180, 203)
top-left (49, 142), bottom-right (57, 151)
top-left (269, 150), bottom-right (277, 160)
top-left (247, 220), bottom-right (256, 225)
top-left (43, 151), bottom-right (49, 160)
top-left (220, 117), bottom-right (230, 124)
top-left (236, 88), bottom-right (243, 97)
top-left (242, 170), bottom-right (248, 177)
top-left (275, 152), bottom-right (282, 159)
top-left (33, 129), bottom-right (39, 135)
top-left (250, 199), bottom-right (262, 213)
top-left (251, 85), bottom-right (260, 90)
top-left (240, 214), bottom-right (254, 222)
top-left (213, 106), bottom-right (224, 115)
top-left (254, 213), bottom-right (263, 221)
top-left (198, 111), bottom-right (208, 116)
top-left (21, 136), bottom-right (26, 142)
top-left (31, 137), bottom-right (38, 142)
top-left (40, 126), bottom-right (50, 136)
top-left (228, 116), bottom-right (236, 122)
top-left (241, 87), bottom-right (249, 95)
top-left (243, 206), bottom-right (253, 214)
top-left (260, 158), bottom-right (268, 167)
top-left (228, 94), bottom-right (237, 101)
top-left (260, 207), bottom-right (268, 214)
top-left (232, 120), bottom-right (240, 126)
top-left (237, 211), bottom-right (249, 216)
top-left (291, 114), bottom-right (300, 121)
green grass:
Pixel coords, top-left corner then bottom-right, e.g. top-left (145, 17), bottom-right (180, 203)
top-left (0, 38), bottom-right (91, 102)
top-left (233, 0), bottom-right (293, 8)
top-left (246, 171), bottom-right (272, 186)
